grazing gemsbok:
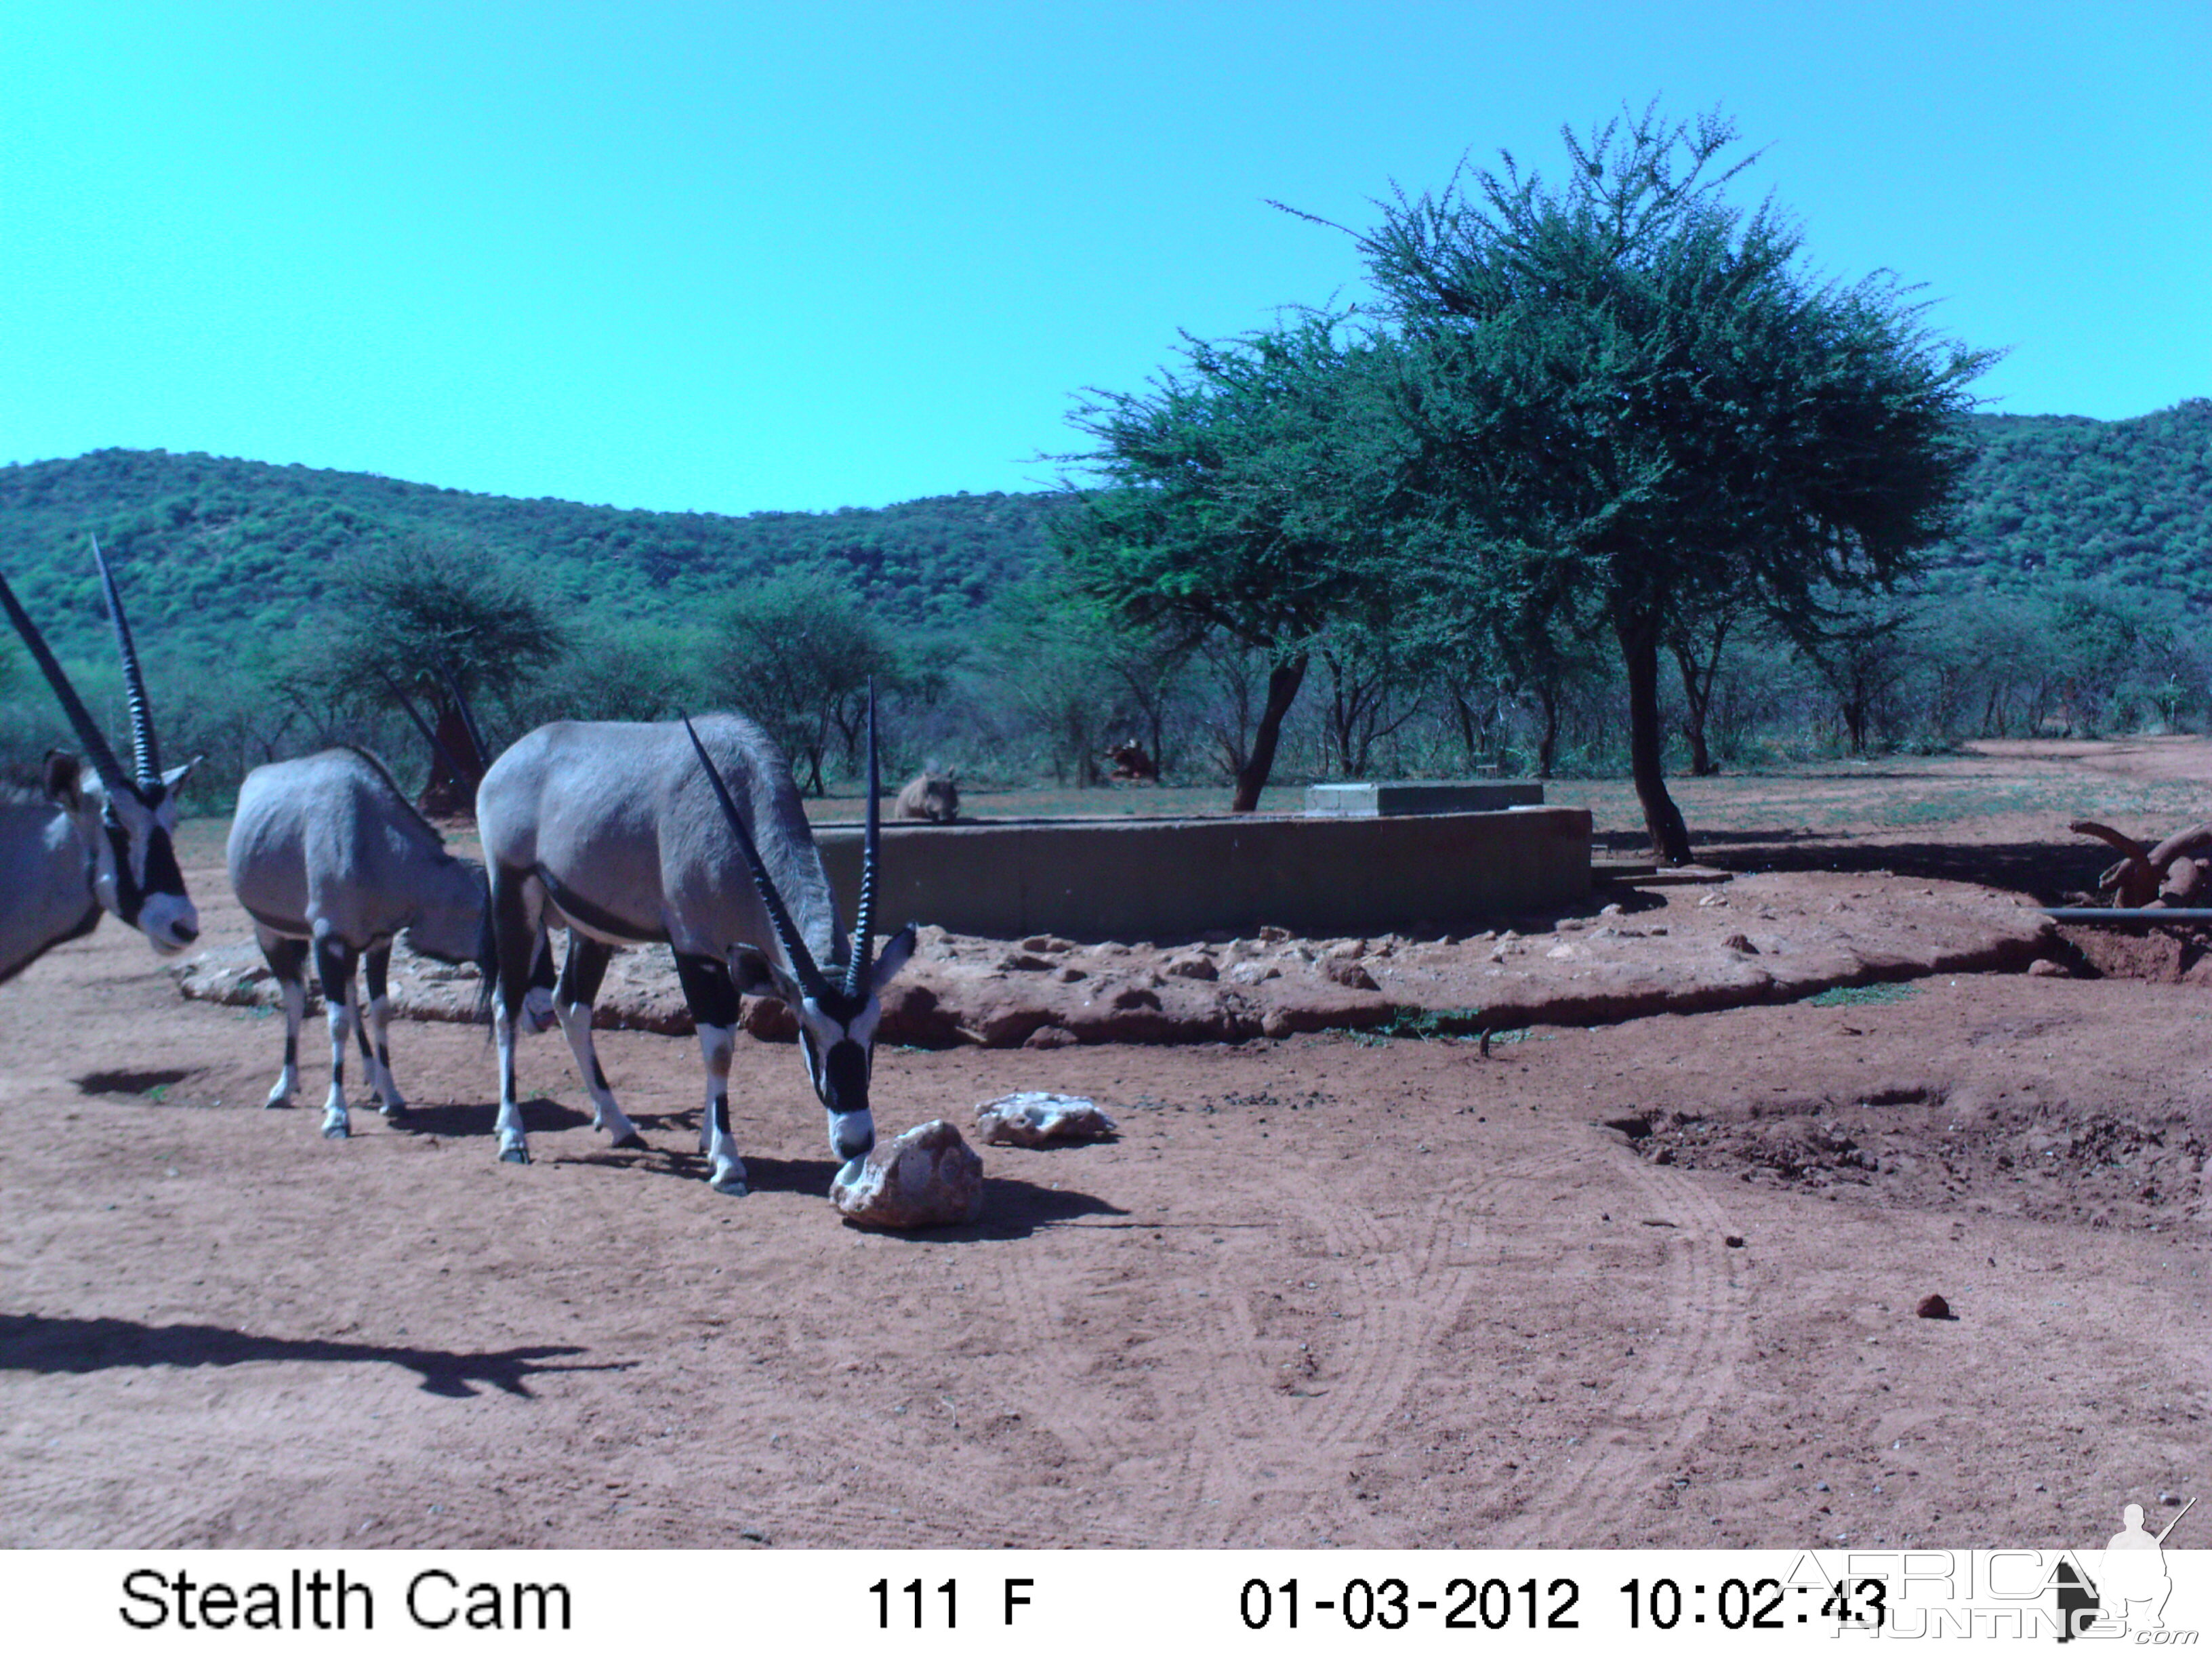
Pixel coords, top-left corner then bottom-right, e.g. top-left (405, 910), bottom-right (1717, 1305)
top-left (226, 682), bottom-right (558, 1139)
top-left (475, 698), bottom-right (915, 1192)
top-left (0, 541), bottom-right (199, 983)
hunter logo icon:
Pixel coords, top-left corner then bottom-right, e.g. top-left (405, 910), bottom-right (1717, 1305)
top-left (2059, 1494), bottom-right (2196, 1639)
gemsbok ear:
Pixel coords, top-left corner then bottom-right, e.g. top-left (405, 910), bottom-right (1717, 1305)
top-left (161, 756), bottom-right (202, 792)
top-left (43, 750), bottom-right (85, 811)
top-left (870, 922), bottom-right (918, 991)
top-left (729, 946), bottom-right (777, 996)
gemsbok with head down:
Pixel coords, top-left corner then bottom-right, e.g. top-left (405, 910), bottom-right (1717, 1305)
top-left (1, 540), bottom-right (199, 984)
top-left (474, 694), bottom-right (914, 1193)
top-left (226, 679), bottom-right (556, 1139)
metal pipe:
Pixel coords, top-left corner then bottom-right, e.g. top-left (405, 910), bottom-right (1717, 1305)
top-left (2041, 907), bottom-right (2212, 925)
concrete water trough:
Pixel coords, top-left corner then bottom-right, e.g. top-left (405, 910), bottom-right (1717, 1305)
top-left (1305, 780), bottom-right (1545, 815)
top-left (815, 802), bottom-right (1592, 941)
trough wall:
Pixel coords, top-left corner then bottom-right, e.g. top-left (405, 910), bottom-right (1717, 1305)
top-left (815, 806), bottom-right (1591, 940)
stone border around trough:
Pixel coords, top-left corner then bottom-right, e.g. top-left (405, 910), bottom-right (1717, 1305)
top-left (175, 871), bottom-right (2055, 1050)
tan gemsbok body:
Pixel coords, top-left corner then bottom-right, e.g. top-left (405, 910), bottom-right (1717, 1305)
top-left (225, 682), bottom-right (555, 1139)
top-left (474, 697), bottom-right (914, 1193)
top-left (0, 539), bottom-right (199, 984)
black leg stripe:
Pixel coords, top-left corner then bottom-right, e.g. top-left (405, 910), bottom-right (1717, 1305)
top-left (674, 951), bottom-right (742, 1029)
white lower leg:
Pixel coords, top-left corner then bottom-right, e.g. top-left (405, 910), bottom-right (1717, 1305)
top-left (557, 1000), bottom-right (636, 1143)
top-left (492, 1002), bottom-right (529, 1163)
top-left (266, 978), bottom-right (304, 1107)
top-left (365, 994), bottom-right (406, 1114)
top-left (697, 1022), bottom-right (745, 1193)
top-left (321, 1000), bottom-right (354, 1139)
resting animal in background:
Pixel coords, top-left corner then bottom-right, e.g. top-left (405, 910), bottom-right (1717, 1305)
top-left (1104, 739), bottom-right (1158, 783)
top-left (895, 770), bottom-right (959, 822)
top-left (226, 746), bottom-right (557, 1139)
top-left (474, 696), bottom-right (916, 1193)
top-left (0, 541), bottom-right (199, 985)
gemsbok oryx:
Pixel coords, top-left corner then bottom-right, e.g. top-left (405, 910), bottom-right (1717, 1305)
top-left (0, 540), bottom-right (199, 984)
top-left (226, 685), bottom-right (556, 1139)
top-left (474, 699), bottom-right (916, 1193)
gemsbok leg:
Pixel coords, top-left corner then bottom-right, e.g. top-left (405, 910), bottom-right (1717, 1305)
top-left (674, 951), bottom-right (746, 1194)
top-left (310, 931), bottom-right (361, 1140)
top-left (256, 930), bottom-right (310, 1108)
top-left (360, 944), bottom-right (407, 1119)
top-left (487, 865), bottom-right (539, 1163)
top-left (550, 935), bottom-right (642, 1149)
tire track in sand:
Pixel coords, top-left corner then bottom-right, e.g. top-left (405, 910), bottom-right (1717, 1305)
top-left (1159, 1141), bottom-right (1587, 1546)
top-left (1491, 1147), bottom-right (1752, 1545)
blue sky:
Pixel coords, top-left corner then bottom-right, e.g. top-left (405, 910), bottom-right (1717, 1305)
top-left (3, 1), bottom-right (2206, 515)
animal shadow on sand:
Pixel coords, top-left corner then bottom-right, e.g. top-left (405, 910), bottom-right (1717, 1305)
top-left (0, 1312), bottom-right (628, 1399)
top-left (835, 1171), bottom-right (1128, 1244)
top-left (552, 1127), bottom-right (1129, 1240)
top-left (74, 1068), bottom-right (197, 1097)
top-left (390, 1097), bottom-right (589, 1141)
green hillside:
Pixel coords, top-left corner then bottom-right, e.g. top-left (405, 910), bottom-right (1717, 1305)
top-left (1926, 398), bottom-right (2212, 605)
top-left (0, 447), bottom-right (1069, 660)
top-left (2, 398), bottom-right (2207, 664)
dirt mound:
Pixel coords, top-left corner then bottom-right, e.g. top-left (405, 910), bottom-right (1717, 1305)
top-left (1617, 1097), bottom-right (2209, 1235)
top-left (2052, 922), bottom-right (2212, 984)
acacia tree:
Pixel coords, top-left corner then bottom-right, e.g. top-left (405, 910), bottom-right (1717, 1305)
top-left (321, 537), bottom-right (568, 812)
top-left (1326, 104), bottom-right (1991, 860)
top-left (1057, 316), bottom-right (1409, 811)
top-left (705, 567), bottom-right (901, 795)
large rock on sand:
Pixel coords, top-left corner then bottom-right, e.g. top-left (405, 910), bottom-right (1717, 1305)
top-left (830, 1120), bottom-right (985, 1229)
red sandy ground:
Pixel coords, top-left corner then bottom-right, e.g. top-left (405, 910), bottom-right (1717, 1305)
top-left (2, 741), bottom-right (2207, 1550)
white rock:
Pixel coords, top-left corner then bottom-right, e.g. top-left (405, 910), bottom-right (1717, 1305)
top-left (973, 1092), bottom-right (1120, 1147)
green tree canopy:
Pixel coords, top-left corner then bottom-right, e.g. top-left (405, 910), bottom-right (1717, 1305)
top-left (703, 567), bottom-right (903, 795)
top-left (1333, 102), bottom-right (1992, 859)
top-left (316, 535), bottom-right (569, 810)
top-left (1057, 315), bottom-right (1411, 810)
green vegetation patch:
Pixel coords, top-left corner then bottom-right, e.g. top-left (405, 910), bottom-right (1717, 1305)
top-left (1352, 1008), bottom-right (1515, 1046)
top-left (1806, 981), bottom-right (1923, 1008)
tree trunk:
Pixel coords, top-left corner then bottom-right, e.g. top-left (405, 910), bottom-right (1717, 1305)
top-left (417, 699), bottom-right (481, 818)
top-left (1841, 678), bottom-right (1870, 756)
top-left (1535, 680), bottom-right (1561, 779)
top-left (1231, 655), bottom-right (1308, 813)
top-left (1671, 621), bottom-right (1727, 777)
top-left (1452, 689), bottom-right (1482, 769)
top-left (1619, 617), bottom-right (1692, 863)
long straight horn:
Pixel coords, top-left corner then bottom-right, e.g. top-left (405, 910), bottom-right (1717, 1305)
top-left (89, 537), bottom-right (159, 786)
top-left (0, 566), bottom-right (133, 796)
top-left (846, 680), bottom-right (880, 998)
top-left (682, 718), bottom-right (832, 1002)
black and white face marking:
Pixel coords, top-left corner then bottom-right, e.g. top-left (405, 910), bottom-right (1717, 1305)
top-left (795, 994), bottom-right (880, 1166)
top-left (81, 766), bottom-right (199, 954)
top-left (723, 922), bottom-right (916, 1176)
